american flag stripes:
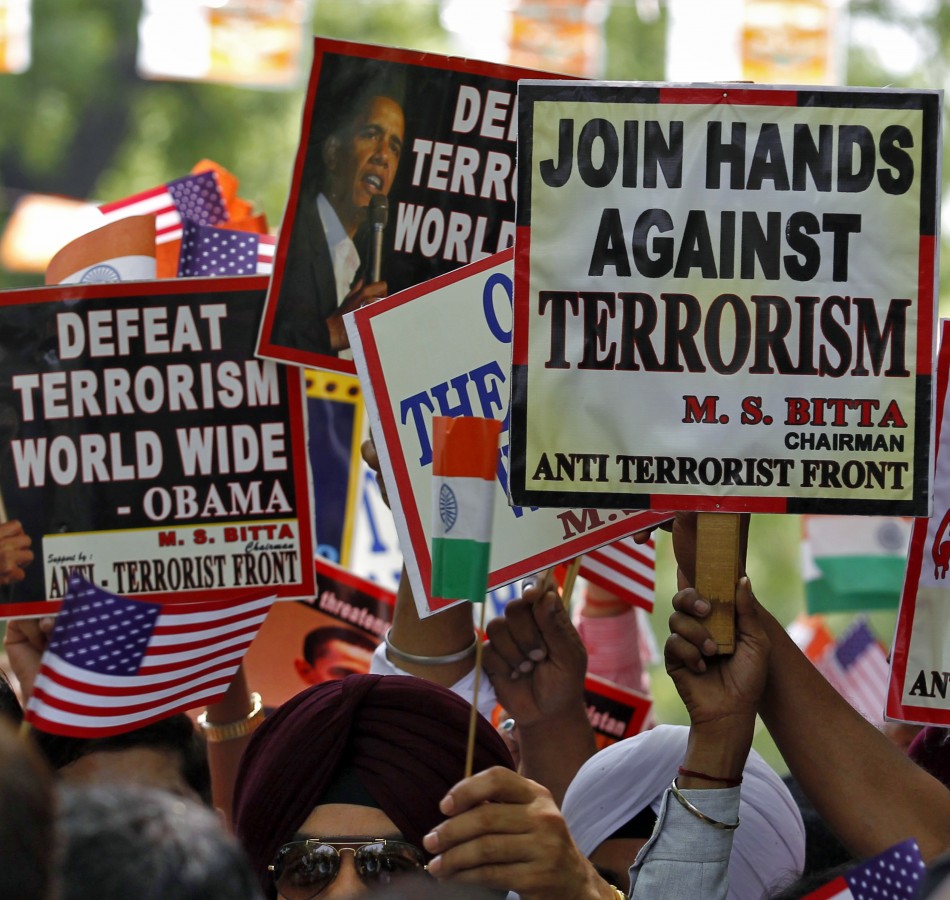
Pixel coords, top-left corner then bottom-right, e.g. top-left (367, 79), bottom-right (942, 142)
top-left (825, 617), bottom-right (891, 725)
top-left (25, 574), bottom-right (273, 737)
top-left (788, 614), bottom-right (890, 725)
top-left (579, 536), bottom-right (656, 612)
top-left (98, 171), bottom-right (229, 245)
top-left (177, 219), bottom-right (276, 276)
top-left (804, 839), bottom-right (925, 899)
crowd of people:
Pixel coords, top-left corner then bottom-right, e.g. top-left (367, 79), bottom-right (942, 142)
top-left (2, 504), bottom-right (949, 900)
top-left (0, 61), bottom-right (948, 899)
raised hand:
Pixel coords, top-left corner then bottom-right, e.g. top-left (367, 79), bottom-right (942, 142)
top-left (326, 277), bottom-right (388, 350)
top-left (424, 766), bottom-right (616, 900)
top-left (665, 576), bottom-right (769, 743)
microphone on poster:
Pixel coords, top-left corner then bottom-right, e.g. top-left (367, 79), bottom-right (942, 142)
top-left (368, 194), bottom-right (389, 284)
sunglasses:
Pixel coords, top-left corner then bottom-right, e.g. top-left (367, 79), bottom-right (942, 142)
top-left (269, 837), bottom-right (428, 899)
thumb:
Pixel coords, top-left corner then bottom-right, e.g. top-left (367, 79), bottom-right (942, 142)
top-left (734, 576), bottom-right (761, 635)
top-left (532, 587), bottom-right (582, 656)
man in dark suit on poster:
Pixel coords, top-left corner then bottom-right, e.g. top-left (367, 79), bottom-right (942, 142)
top-left (271, 74), bottom-right (406, 358)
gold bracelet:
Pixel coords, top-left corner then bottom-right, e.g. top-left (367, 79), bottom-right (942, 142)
top-left (609, 887), bottom-right (626, 899)
top-left (197, 692), bottom-right (264, 743)
top-left (669, 779), bottom-right (740, 830)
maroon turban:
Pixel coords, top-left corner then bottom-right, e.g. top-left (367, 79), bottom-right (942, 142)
top-left (232, 674), bottom-right (514, 895)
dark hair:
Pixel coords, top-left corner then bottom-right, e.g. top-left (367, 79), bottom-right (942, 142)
top-left (0, 719), bottom-right (54, 900)
top-left (302, 626), bottom-right (378, 665)
top-left (32, 712), bottom-right (211, 805)
top-left (307, 56), bottom-right (406, 175)
top-left (57, 784), bottom-right (262, 900)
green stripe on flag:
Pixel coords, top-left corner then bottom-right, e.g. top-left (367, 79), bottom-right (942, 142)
top-left (805, 555), bottom-right (906, 613)
top-left (431, 537), bottom-right (491, 601)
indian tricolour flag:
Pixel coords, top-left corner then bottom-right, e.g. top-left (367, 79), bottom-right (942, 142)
top-left (431, 416), bottom-right (502, 602)
top-left (802, 515), bottom-right (912, 614)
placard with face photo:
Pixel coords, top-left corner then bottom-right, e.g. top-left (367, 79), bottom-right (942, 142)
top-left (255, 37), bottom-right (570, 373)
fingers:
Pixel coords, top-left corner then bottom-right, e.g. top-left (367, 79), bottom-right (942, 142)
top-left (439, 766), bottom-right (543, 817)
top-left (0, 520), bottom-right (27, 540)
top-left (360, 280), bottom-right (388, 302)
top-left (360, 438), bottom-right (379, 471)
top-left (484, 575), bottom-right (553, 679)
top-left (487, 598), bottom-right (547, 676)
top-left (530, 585), bottom-right (583, 664)
top-left (426, 768), bottom-right (557, 882)
top-left (734, 576), bottom-right (767, 646)
top-left (666, 588), bottom-right (717, 673)
top-left (4, 616), bottom-right (52, 652)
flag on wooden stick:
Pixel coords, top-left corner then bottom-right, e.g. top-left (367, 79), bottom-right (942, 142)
top-left (25, 574), bottom-right (274, 738)
top-left (431, 416), bottom-right (501, 603)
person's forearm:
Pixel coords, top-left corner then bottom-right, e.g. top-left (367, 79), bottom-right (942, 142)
top-left (678, 721), bottom-right (752, 789)
top-left (759, 608), bottom-right (950, 862)
top-left (385, 567), bottom-right (478, 687)
top-left (203, 666), bottom-right (255, 829)
top-left (516, 703), bottom-right (598, 806)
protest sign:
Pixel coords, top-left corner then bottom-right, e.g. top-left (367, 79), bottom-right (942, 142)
top-left (255, 37), bottom-right (569, 374)
top-left (510, 83), bottom-right (941, 516)
top-left (0, 275), bottom-right (314, 617)
top-left (348, 249), bottom-right (670, 617)
top-left (584, 673), bottom-right (652, 750)
top-left (887, 319), bottom-right (950, 726)
top-left (243, 557), bottom-right (395, 709)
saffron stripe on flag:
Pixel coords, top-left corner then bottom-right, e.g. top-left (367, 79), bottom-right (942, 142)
top-left (431, 416), bottom-right (501, 479)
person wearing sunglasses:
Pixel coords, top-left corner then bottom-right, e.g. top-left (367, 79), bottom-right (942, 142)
top-left (267, 835), bottom-right (428, 900)
top-left (232, 673), bottom-right (515, 899)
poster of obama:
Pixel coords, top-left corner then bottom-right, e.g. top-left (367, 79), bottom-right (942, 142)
top-left (256, 37), bottom-right (567, 374)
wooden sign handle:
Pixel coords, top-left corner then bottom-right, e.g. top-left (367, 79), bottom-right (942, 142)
top-left (695, 512), bottom-right (742, 655)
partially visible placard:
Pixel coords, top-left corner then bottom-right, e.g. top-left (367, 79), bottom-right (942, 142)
top-left (256, 38), bottom-right (570, 374)
top-left (242, 557), bottom-right (395, 709)
top-left (888, 319), bottom-right (950, 726)
top-left (585, 673), bottom-right (652, 749)
top-left (511, 81), bottom-right (940, 516)
top-left (0, 276), bottom-right (314, 617)
top-left (348, 249), bottom-right (670, 618)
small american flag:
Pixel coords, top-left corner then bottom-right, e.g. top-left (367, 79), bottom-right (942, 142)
top-left (804, 839), bottom-right (925, 899)
top-left (789, 614), bottom-right (890, 724)
top-left (177, 219), bottom-right (276, 276)
top-left (25, 574), bottom-right (273, 738)
top-left (826, 617), bottom-right (890, 725)
top-left (98, 171), bottom-right (229, 245)
top-left (579, 536), bottom-right (656, 612)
